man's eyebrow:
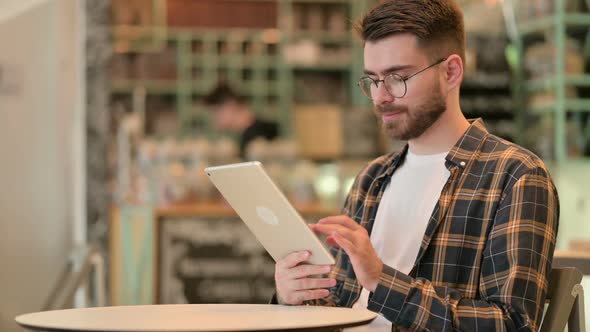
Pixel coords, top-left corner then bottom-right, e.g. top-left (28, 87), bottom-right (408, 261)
top-left (363, 64), bottom-right (413, 76)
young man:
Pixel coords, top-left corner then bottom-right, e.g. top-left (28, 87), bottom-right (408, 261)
top-left (204, 83), bottom-right (279, 158)
top-left (273, 1), bottom-right (559, 331)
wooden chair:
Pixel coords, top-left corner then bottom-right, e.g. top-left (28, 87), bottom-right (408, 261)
top-left (540, 267), bottom-right (585, 332)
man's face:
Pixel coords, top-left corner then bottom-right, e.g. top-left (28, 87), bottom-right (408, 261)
top-left (212, 101), bottom-right (242, 132)
top-left (363, 34), bottom-right (447, 141)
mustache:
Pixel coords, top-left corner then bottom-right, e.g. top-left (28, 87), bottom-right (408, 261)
top-left (375, 104), bottom-right (408, 114)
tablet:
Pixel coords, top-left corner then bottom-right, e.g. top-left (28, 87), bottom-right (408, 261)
top-left (204, 161), bottom-right (335, 265)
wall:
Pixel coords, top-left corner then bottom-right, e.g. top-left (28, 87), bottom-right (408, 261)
top-left (0, 0), bottom-right (85, 330)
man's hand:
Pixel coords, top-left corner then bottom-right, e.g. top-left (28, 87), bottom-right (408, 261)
top-left (274, 250), bottom-right (336, 305)
top-left (310, 215), bottom-right (383, 292)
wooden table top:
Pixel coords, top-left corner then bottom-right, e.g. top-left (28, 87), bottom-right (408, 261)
top-left (16, 304), bottom-right (377, 332)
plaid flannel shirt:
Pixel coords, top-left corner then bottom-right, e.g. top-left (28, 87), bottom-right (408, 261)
top-left (279, 119), bottom-right (559, 331)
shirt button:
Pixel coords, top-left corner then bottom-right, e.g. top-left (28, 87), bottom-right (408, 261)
top-left (460, 161), bottom-right (466, 167)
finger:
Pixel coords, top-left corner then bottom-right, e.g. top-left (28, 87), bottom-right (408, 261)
top-left (310, 223), bottom-right (337, 236)
top-left (326, 236), bottom-right (340, 248)
top-left (308, 223), bottom-right (321, 235)
top-left (288, 289), bottom-right (330, 304)
top-left (289, 264), bottom-right (332, 279)
top-left (332, 231), bottom-right (357, 255)
top-left (318, 215), bottom-right (360, 230)
top-left (278, 250), bottom-right (310, 269)
top-left (293, 278), bottom-right (337, 291)
top-left (314, 224), bottom-right (356, 242)
top-left (309, 223), bottom-right (331, 234)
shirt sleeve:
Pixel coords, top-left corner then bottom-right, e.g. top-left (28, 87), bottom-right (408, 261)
top-left (367, 167), bottom-right (559, 331)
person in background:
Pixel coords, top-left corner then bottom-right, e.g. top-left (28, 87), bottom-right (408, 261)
top-left (272, 1), bottom-right (559, 331)
top-left (204, 83), bottom-right (279, 159)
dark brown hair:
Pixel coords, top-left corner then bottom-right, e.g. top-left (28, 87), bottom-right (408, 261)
top-left (204, 83), bottom-right (247, 107)
top-left (355, 0), bottom-right (465, 62)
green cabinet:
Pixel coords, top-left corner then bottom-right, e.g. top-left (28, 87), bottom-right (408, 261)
top-left (510, 0), bottom-right (590, 163)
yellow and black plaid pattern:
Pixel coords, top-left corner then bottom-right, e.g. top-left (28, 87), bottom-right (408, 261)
top-left (305, 119), bottom-right (559, 331)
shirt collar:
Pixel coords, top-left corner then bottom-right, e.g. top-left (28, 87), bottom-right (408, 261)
top-left (445, 118), bottom-right (489, 169)
top-left (379, 118), bottom-right (489, 178)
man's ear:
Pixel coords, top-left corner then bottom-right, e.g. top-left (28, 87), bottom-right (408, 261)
top-left (443, 54), bottom-right (463, 93)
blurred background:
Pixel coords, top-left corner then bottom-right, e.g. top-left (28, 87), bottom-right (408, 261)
top-left (2, 0), bottom-right (590, 331)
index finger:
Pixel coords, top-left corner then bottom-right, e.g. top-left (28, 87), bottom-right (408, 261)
top-left (318, 215), bottom-right (360, 230)
top-left (277, 250), bottom-right (311, 269)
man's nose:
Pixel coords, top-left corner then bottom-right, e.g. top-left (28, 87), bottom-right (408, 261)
top-left (371, 82), bottom-right (395, 106)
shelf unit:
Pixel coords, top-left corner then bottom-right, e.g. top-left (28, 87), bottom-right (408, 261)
top-left (111, 26), bottom-right (289, 137)
top-left (110, 0), bottom-right (375, 139)
top-left (511, 0), bottom-right (590, 163)
top-left (507, 0), bottom-right (590, 251)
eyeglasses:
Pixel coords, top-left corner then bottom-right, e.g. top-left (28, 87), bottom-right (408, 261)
top-left (358, 58), bottom-right (447, 100)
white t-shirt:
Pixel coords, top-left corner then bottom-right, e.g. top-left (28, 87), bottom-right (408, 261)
top-left (348, 149), bottom-right (450, 331)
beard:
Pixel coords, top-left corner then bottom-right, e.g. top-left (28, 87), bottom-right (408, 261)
top-left (375, 86), bottom-right (447, 141)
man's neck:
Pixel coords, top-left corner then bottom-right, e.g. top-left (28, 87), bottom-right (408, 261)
top-left (408, 100), bottom-right (469, 155)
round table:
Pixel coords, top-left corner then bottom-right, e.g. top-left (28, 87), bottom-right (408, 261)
top-left (15, 304), bottom-right (378, 331)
